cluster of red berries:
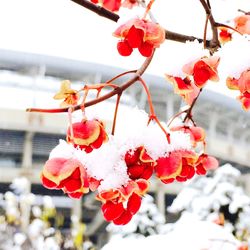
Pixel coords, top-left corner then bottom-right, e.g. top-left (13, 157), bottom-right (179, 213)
top-left (41, 118), bottom-right (218, 225)
top-left (113, 18), bottom-right (165, 57)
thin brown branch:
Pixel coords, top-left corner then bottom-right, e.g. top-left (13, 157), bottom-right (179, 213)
top-left (27, 51), bottom-right (155, 113)
top-left (199, 0), bottom-right (220, 50)
top-left (183, 89), bottom-right (202, 123)
top-left (203, 13), bottom-right (210, 49)
top-left (70, 0), bottom-right (119, 22)
top-left (165, 30), bottom-right (210, 47)
top-left (238, 9), bottom-right (250, 15)
top-left (111, 92), bottom-right (122, 135)
top-left (206, 0), bottom-right (211, 9)
top-left (106, 70), bottom-right (137, 84)
top-left (215, 22), bottom-right (243, 35)
top-left (70, 0), bottom-right (214, 48)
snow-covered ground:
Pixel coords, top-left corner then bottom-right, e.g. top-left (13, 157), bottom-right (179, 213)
top-left (103, 215), bottom-right (241, 250)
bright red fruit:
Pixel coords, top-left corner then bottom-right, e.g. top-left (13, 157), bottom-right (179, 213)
top-left (117, 40), bottom-right (133, 56)
top-left (102, 201), bottom-right (124, 221)
top-left (138, 42), bottom-right (154, 57)
top-left (127, 193), bottom-right (141, 215)
top-left (195, 154), bottom-right (219, 175)
top-left (67, 119), bottom-right (108, 153)
top-left (90, 0), bottom-right (122, 12)
top-left (227, 70), bottom-right (250, 111)
top-left (218, 27), bottom-right (232, 44)
top-left (113, 18), bottom-right (165, 57)
top-left (97, 179), bottom-right (147, 224)
top-left (125, 147), bottom-right (155, 180)
top-left (113, 211), bottom-right (133, 225)
top-left (100, 192), bottom-right (142, 225)
top-left (126, 26), bottom-right (144, 48)
top-left (183, 56), bottom-right (220, 88)
top-left (41, 157), bottom-right (89, 199)
top-left (155, 150), bottom-right (198, 183)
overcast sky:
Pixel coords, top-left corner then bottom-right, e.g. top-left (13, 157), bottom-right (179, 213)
top-left (0, 0), bottom-right (248, 71)
top-left (0, 0), bottom-right (248, 101)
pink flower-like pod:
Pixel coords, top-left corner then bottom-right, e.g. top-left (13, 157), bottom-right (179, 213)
top-left (90, 0), bottom-right (122, 12)
top-left (234, 14), bottom-right (250, 35)
top-left (41, 157), bottom-right (89, 199)
top-left (218, 27), bottom-right (232, 44)
top-left (113, 18), bottom-right (165, 57)
top-left (195, 154), bottom-right (219, 175)
top-left (227, 70), bottom-right (250, 111)
top-left (166, 75), bottom-right (200, 105)
top-left (238, 92), bottom-right (250, 111)
top-left (155, 150), bottom-right (198, 184)
top-left (183, 56), bottom-right (220, 88)
top-left (229, 70), bottom-right (250, 93)
top-left (67, 119), bottom-right (108, 153)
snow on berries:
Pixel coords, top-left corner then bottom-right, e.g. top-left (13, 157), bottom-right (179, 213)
top-left (66, 118), bottom-right (108, 153)
top-left (113, 18), bottom-right (165, 57)
top-left (40, 107), bottom-right (218, 225)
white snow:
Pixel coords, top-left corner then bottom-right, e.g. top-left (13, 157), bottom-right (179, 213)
top-left (49, 139), bottom-right (77, 160)
top-left (103, 215), bottom-right (241, 250)
top-left (163, 40), bottom-right (209, 78)
top-left (10, 177), bottom-right (30, 194)
top-left (217, 35), bottom-right (250, 79)
top-left (48, 108), bottom-right (193, 190)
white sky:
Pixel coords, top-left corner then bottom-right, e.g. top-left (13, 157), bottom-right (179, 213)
top-left (0, 0), bottom-right (248, 70)
top-left (0, 0), bottom-right (249, 99)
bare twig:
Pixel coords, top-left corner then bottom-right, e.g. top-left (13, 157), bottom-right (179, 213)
top-left (70, 0), bottom-right (213, 48)
top-left (183, 89), bottom-right (202, 123)
top-left (70, 0), bottom-right (119, 22)
top-left (27, 51), bottom-right (155, 113)
top-left (215, 22), bottom-right (242, 35)
top-left (203, 13), bottom-right (210, 49)
top-left (238, 9), bottom-right (250, 15)
top-left (199, 0), bottom-right (220, 50)
top-left (111, 92), bottom-right (122, 135)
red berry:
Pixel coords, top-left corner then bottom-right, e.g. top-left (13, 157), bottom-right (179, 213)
top-left (138, 42), bottom-right (154, 57)
top-left (125, 149), bottom-right (140, 165)
top-left (113, 211), bottom-right (133, 225)
top-left (127, 26), bottom-right (144, 48)
top-left (102, 202), bottom-right (124, 221)
top-left (196, 164), bottom-right (207, 175)
top-left (127, 164), bottom-right (144, 179)
top-left (117, 40), bottom-right (133, 56)
top-left (127, 193), bottom-right (141, 215)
